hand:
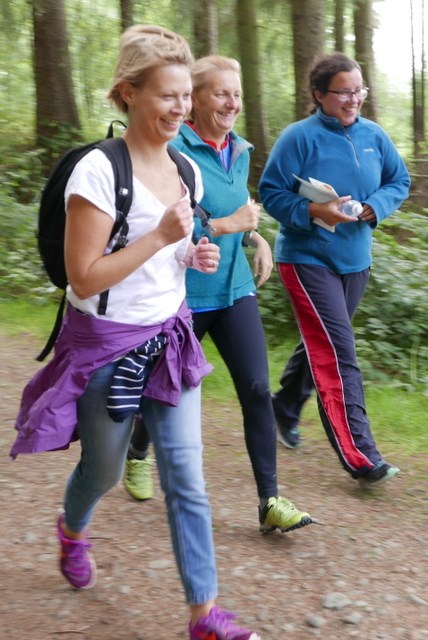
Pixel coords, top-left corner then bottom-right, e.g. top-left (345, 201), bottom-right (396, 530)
top-left (358, 204), bottom-right (376, 223)
top-left (156, 199), bottom-right (194, 245)
top-left (228, 200), bottom-right (261, 233)
top-left (190, 237), bottom-right (220, 273)
top-left (310, 197), bottom-right (360, 227)
top-left (251, 232), bottom-right (273, 287)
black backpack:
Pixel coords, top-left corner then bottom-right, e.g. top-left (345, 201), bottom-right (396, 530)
top-left (36, 121), bottom-right (210, 361)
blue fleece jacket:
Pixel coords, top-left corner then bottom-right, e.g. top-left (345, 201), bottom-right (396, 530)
top-left (170, 124), bottom-right (255, 309)
top-left (259, 108), bottom-right (410, 274)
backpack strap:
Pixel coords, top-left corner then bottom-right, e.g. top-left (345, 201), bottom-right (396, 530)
top-left (106, 119), bottom-right (127, 139)
top-left (96, 145), bottom-right (213, 316)
top-left (167, 146), bottom-right (215, 238)
top-left (94, 137), bottom-right (133, 315)
top-left (35, 130), bottom-right (132, 361)
top-left (35, 291), bottom-right (67, 362)
top-left (167, 146), bottom-right (197, 207)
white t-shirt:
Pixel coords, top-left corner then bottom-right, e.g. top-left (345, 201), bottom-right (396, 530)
top-left (64, 148), bottom-right (203, 325)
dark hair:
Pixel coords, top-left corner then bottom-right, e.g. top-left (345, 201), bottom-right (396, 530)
top-left (308, 53), bottom-right (362, 113)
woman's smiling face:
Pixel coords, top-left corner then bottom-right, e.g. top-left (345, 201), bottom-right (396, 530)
top-left (315, 68), bottom-right (365, 126)
top-left (122, 63), bottom-right (192, 144)
top-left (191, 69), bottom-right (243, 141)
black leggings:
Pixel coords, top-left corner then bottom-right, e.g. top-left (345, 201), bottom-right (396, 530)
top-left (131, 295), bottom-right (278, 498)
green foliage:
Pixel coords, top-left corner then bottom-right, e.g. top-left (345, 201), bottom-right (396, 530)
top-left (355, 210), bottom-right (428, 390)
top-left (257, 2), bottom-right (295, 141)
top-left (268, 342), bottom-right (428, 456)
top-left (2, 171), bottom-right (425, 393)
top-left (249, 210), bottom-right (428, 392)
top-left (0, 0), bottom-right (426, 396)
top-left (0, 186), bottom-right (55, 303)
top-left (251, 215), bottom-right (297, 339)
top-left (66, 1), bottom-right (121, 131)
top-left (0, 299), bottom-right (62, 340)
top-left (37, 122), bottom-right (85, 172)
top-left (256, 267), bottom-right (296, 340)
top-left (0, 145), bottom-right (44, 203)
top-left (0, 0), bottom-right (424, 168)
top-left (1, 298), bottom-right (427, 456)
top-left (0, 2), bottom-right (34, 137)
top-left (198, 335), bottom-right (428, 456)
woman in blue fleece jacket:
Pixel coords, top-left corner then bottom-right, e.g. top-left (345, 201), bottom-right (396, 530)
top-left (259, 52), bottom-right (410, 485)
top-left (125, 55), bottom-right (313, 534)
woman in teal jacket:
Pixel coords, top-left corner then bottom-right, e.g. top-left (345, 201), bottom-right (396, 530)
top-left (125, 55), bottom-right (313, 534)
top-left (259, 53), bottom-right (410, 485)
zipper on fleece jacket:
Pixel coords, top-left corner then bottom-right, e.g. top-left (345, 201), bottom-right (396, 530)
top-left (342, 127), bottom-right (360, 168)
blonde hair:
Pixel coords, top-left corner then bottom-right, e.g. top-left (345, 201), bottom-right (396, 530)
top-left (191, 55), bottom-right (241, 92)
top-left (107, 25), bottom-right (194, 113)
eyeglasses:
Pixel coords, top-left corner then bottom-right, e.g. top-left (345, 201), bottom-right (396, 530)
top-left (326, 87), bottom-right (369, 101)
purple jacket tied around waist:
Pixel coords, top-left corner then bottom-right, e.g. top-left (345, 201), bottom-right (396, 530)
top-left (11, 302), bottom-right (212, 458)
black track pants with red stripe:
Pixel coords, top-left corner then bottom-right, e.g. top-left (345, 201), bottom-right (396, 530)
top-left (278, 263), bottom-right (382, 477)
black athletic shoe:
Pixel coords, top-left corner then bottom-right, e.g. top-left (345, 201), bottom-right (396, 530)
top-left (358, 460), bottom-right (400, 487)
top-left (272, 399), bottom-right (301, 449)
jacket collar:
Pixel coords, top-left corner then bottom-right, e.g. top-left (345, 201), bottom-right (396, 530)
top-left (179, 121), bottom-right (253, 153)
top-left (316, 106), bottom-right (360, 131)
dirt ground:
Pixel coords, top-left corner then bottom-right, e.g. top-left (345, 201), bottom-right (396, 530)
top-left (1, 330), bottom-right (427, 640)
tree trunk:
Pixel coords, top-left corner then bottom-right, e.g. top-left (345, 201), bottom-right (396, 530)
top-left (193, 0), bottom-right (218, 57)
top-left (409, 0), bottom-right (427, 207)
top-left (411, 0), bottom-right (425, 157)
top-left (32, 0), bottom-right (80, 162)
top-left (354, 0), bottom-right (378, 121)
top-left (120, 0), bottom-right (134, 32)
top-left (291, 0), bottom-right (324, 120)
top-left (335, 0), bottom-right (346, 51)
top-left (236, 0), bottom-right (269, 189)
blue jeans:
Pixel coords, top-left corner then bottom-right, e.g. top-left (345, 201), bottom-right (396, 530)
top-left (63, 361), bottom-right (218, 605)
top-left (131, 295), bottom-right (278, 498)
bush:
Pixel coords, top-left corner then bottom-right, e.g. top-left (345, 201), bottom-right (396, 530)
top-left (355, 211), bottom-right (428, 390)
top-left (253, 210), bottom-right (428, 391)
top-left (0, 189), bottom-right (55, 302)
top-left (0, 145), bottom-right (44, 204)
top-left (252, 215), bottom-right (296, 341)
top-left (0, 161), bottom-right (426, 392)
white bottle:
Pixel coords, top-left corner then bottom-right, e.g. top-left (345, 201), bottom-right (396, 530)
top-left (340, 200), bottom-right (363, 217)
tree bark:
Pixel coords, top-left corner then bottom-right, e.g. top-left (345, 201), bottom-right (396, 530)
top-left (120, 0), bottom-right (134, 32)
top-left (236, 0), bottom-right (269, 189)
top-left (354, 0), bottom-right (378, 121)
top-left (409, 0), bottom-right (427, 206)
top-left (335, 0), bottom-right (346, 51)
top-left (291, 0), bottom-right (324, 120)
top-left (410, 0), bottom-right (425, 156)
top-left (32, 0), bottom-right (80, 161)
top-left (193, 0), bottom-right (218, 57)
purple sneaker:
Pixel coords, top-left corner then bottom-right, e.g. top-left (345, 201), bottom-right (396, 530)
top-left (189, 607), bottom-right (261, 640)
top-left (57, 514), bottom-right (97, 589)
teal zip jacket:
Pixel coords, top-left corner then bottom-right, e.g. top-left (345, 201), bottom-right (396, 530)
top-left (259, 108), bottom-right (410, 274)
top-left (170, 124), bottom-right (255, 309)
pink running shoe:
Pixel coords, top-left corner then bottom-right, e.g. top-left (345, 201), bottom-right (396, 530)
top-left (189, 607), bottom-right (261, 640)
top-left (57, 513), bottom-right (97, 589)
